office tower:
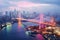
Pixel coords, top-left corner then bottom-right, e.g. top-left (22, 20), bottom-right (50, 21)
top-left (0, 12), bottom-right (3, 16)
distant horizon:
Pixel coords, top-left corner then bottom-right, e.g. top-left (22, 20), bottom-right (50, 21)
top-left (0, 0), bottom-right (60, 21)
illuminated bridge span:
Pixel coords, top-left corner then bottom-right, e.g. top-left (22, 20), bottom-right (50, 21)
top-left (12, 14), bottom-right (56, 27)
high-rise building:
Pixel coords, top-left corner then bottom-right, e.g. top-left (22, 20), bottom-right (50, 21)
top-left (0, 12), bottom-right (3, 16)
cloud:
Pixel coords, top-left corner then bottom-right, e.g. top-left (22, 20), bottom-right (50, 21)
top-left (28, 0), bottom-right (60, 5)
top-left (9, 0), bottom-right (60, 5)
top-left (9, 1), bottom-right (47, 7)
top-left (9, 1), bottom-right (53, 8)
top-left (8, 1), bottom-right (60, 12)
top-left (0, 0), bottom-right (4, 4)
top-left (0, 1), bottom-right (60, 13)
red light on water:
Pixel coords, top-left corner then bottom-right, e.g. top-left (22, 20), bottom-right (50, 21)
top-left (36, 34), bottom-right (44, 40)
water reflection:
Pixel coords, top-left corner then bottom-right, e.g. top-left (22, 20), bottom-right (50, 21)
top-left (36, 34), bottom-right (44, 40)
top-left (0, 23), bottom-right (45, 40)
top-left (1, 22), bottom-right (59, 40)
top-left (6, 22), bottom-right (12, 32)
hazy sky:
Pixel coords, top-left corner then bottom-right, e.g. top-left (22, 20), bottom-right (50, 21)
top-left (0, 0), bottom-right (60, 21)
top-left (0, 0), bottom-right (60, 13)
